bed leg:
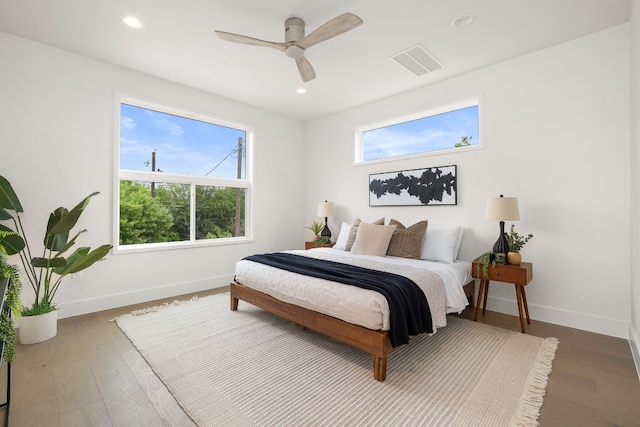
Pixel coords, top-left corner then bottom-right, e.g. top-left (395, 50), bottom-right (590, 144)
top-left (373, 355), bottom-right (387, 382)
top-left (230, 296), bottom-right (238, 311)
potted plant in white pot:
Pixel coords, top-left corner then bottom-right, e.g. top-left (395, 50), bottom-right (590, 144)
top-left (0, 175), bottom-right (112, 344)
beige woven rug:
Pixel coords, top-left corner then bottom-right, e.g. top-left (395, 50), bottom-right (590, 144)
top-left (115, 294), bottom-right (558, 427)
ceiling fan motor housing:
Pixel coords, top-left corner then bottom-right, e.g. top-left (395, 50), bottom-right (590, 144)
top-left (285, 17), bottom-right (305, 42)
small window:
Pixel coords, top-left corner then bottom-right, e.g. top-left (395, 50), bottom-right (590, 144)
top-left (356, 98), bottom-right (480, 163)
top-left (116, 96), bottom-right (251, 251)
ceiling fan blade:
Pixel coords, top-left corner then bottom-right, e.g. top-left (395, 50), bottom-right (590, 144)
top-left (295, 56), bottom-right (316, 82)
top-left (297, 13), bottom-right (363, 50)
top-left (215, 30), bottom-right (287, 52)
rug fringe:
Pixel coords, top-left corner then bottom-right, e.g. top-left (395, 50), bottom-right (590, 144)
top-left (511, 337), bottom-right (559, 427)
top-left (110, 295), bottom-right (201, 321)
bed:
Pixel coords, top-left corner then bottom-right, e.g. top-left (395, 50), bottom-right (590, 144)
top-left (231, 221), bottom-right (474, 381)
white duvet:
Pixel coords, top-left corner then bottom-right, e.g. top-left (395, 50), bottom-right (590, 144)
top-left (234, 248), bottom-right (471, 333)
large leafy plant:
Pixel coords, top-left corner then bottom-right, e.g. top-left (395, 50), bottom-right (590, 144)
top-left (0, 175), bottom-right (113, 316)
top-left (0, 231), bottom-right (22, 362)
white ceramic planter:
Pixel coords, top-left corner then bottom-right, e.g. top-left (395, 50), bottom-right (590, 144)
top-left (19, 310), bottom-right (57, 344)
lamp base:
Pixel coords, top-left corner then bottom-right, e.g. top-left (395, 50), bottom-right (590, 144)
top-left (492, 220), bottom-right (509, 264)
top-left (320, 217), bottom-right (331, 240)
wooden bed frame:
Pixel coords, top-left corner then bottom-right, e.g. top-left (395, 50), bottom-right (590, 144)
top-left (230, 280), bottom-right (475, 382)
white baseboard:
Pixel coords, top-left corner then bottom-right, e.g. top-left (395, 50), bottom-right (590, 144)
top-left (52, 274), bottom-right (234, 320)
top-left (630, 323), bottom-right (640, 381)
top-left (486, 296), bottom-right (630, 339)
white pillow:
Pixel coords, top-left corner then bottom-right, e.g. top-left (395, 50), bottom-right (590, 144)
top-left (420, 226), bottom-right (464, 263)
top-left (350, 223), bottom-right (397, 257)
top-left (332, 222), bottom-right (352, 251)
top-left (454, 226), bottom-right (465, 259)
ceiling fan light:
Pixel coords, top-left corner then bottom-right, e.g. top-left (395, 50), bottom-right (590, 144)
top-left (285, 45), bottom-right (305, 59)
top-left (296, 88), bottom-right (307, 94)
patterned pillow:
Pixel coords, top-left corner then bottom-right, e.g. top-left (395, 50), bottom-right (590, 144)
top-left (345, 217), bottom-right (384, 251)
top-left (350, 223), bottom-right (397, 257)
top-left (386, 219), bottom-right (428, 259)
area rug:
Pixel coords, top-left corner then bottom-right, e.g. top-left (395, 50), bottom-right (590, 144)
top-left (115, 293), bottom-right (558, 427)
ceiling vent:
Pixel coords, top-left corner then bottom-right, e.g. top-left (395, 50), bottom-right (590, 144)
top-left (391, 44), bottom-right (443, 76)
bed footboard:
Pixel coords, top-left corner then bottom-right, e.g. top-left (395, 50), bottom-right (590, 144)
top-left (230, 282), bottom-right (394, 381)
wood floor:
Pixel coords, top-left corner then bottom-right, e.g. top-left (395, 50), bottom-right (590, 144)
top-left (1, 287), bottom-right (639, 426)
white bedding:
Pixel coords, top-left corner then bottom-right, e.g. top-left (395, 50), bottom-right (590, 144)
top-left (234, 248), bottom-right (471, 334)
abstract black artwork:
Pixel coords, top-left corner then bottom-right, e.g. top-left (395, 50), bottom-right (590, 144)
top-left (369, 165), bottom-right (457, 206)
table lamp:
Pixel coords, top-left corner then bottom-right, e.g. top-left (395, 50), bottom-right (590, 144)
top-left (317, 200), bottom-right (335, 239)
top-left (484, 195), bottom-right (519, 264)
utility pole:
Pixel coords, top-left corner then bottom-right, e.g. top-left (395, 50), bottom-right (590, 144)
top-left (234, 137), bottom-right (243, 237)
top-left (151, 150), bottom-right (157, 197)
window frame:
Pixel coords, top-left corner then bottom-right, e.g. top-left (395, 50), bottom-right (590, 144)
top-left (113, 93), bottom-right (253, 254)
top-left (354, 95), bottom-right (483, 165)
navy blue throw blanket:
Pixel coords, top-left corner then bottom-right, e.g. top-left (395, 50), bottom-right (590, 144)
top-left (242, 252), bottom-right (432, 347)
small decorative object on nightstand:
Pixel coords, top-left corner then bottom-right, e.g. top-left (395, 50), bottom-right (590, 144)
top-left (505, 224), bottom-right (533, 265)
top-left (472, 261), bottom-right (533, 333)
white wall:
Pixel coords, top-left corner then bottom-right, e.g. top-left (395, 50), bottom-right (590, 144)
top-left (0, 31), bottom-right (307, 318)
top-left (630, 0), bottom-right (640, 375)
top-left (1, 21), bottom-right (635, 343)
top-left (306, 24), bottom-right (631, 338)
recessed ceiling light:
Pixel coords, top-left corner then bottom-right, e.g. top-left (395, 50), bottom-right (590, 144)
top-left (451, 13), bottom-right (475, 28)
top-left (123, 15), bottom-right (145, 29)
top-left (296, 88), bottom-right (307, 94)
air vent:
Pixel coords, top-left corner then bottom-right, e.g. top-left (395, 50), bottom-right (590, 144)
top-left (391, 44), bottom-right (443, 76)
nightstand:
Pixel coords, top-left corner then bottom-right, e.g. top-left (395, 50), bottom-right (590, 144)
top-left (304, 241), bottom-right (334, 250)
top-left (472, 262), bottom-right (533, 333)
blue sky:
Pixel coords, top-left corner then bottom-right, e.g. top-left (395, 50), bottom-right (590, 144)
top-left (120, 104), bottom-right (246, 179)
top-left (363, 105), bottom-right (479, 161)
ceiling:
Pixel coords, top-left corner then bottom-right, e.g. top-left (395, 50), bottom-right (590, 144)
top-left (0, 0), bottom-right (632, 121)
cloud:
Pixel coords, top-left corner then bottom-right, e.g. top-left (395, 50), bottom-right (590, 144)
top-left (121, 115), bottom-right (136, 130)
top-left (364, 127), bottom-right (455, 160)
top-left (145, 109), bottom-right (185, 137)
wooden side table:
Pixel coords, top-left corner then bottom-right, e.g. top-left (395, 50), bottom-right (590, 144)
top-left (472, 262), bottom-right (533, 333)
top-left (304, 241), bottom-right (334, 250)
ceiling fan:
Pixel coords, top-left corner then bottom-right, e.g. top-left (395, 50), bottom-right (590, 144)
top-left (215, 13), bottom-right (363, 82)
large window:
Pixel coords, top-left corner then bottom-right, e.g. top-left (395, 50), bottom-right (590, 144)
top-left (356, 97), bottom-right (481, 164)
top-left (116, 95), bottom-right (251, 251)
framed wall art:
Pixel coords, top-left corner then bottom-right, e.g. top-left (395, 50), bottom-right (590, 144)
top-left (369, 165), bottom-right (457, 206)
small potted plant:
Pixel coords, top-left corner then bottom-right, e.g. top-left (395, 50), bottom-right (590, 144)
top-left (314, 235), bottom-right (331, 247)
top-left (505, 224), bottom-right (533, 265)
top-left (304, 219), bottom-right (324, 242)
top-left (473, 251), bottom-right (496, 278)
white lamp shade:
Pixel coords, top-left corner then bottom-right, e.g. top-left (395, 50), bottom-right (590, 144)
top-left (317, 201), bottom-right (335, 217)
top-left (484, 196), bottom-right (520, 221)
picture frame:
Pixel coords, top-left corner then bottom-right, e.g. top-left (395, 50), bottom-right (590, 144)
top-left (369, 165), bottom-right (457, 206)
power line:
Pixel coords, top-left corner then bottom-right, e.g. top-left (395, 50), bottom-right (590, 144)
top-left (204, 140), bottom-right (244, 176)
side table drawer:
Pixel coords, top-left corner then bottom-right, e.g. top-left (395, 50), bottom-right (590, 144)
top-left (472, 262), bottom-right (533, 286)
top-left (305, 241), bottom-right (334, 250)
